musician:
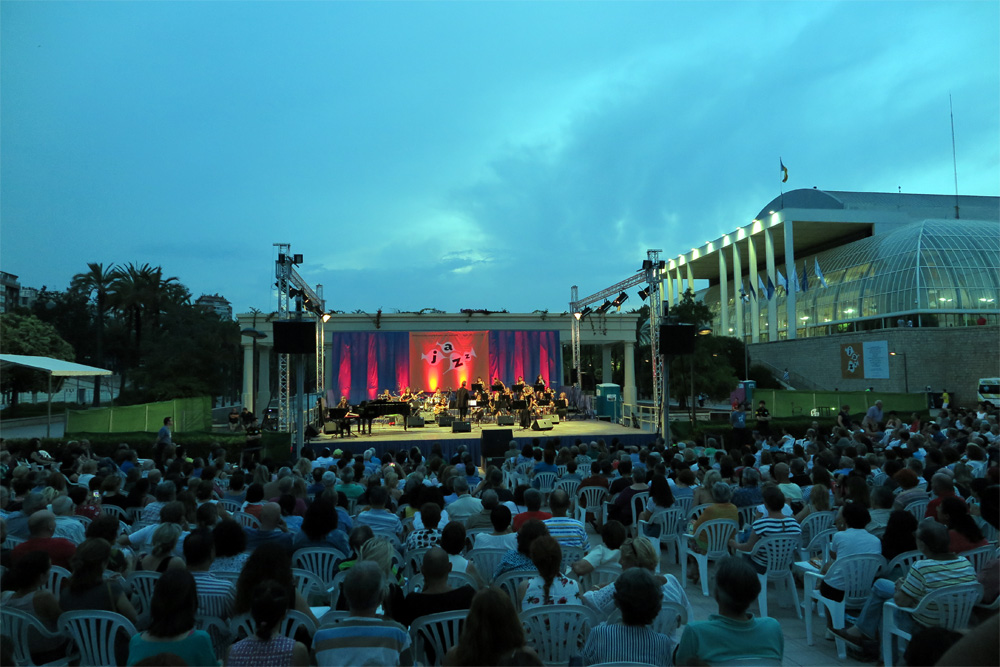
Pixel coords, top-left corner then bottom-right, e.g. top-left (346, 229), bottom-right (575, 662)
top-left (336, 395), bottom-right (350, 410)
top-left (456, 381), bottom-right (470, 421)
top-left (333, 395), bottom-right (356, 437)
top-left (379, 389), bottom-right (393, 401)
top-left (491, 376), bottom-right (506, 392)
top-left (535, 374), bottom-right (545, 387)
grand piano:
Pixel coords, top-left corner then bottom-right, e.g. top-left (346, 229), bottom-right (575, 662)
top-left (328, 399), bottom-right (412, 435)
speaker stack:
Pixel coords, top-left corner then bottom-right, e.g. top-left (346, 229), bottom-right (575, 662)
top-left (531, 419), bottom-right (554, 431)
top-left (452, 421), bottom-right (471, 433)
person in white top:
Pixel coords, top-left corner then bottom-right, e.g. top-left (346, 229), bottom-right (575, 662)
top-left (474, 505), bottom-right (518, 551)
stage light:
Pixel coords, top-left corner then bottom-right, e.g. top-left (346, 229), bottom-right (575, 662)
top-left (321, 312), bottom-right (332, 323)
top-left (574, 311), bottom-right (582, 320)
top-left (638, 287), bottom-right (650, 301)
top-left (579, 306), bottom-right (593, 320)
top-left (596, 300), bottom-right (612, 314)
top-left (642, 259), bottom-right (653, 270)
top-left (612, 292), bottom-right (629, 308)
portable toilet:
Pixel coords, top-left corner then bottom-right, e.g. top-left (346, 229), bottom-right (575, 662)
top-left (595, 383), bottom-right (621, 420)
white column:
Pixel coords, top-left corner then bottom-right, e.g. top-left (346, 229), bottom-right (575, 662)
top-left (765, 228), bottom-right (778, 341)
top-left (686, 264), bottom-right (695, 294)
top-left (719, 250), bottom-right (729, 337)
top-left (242, 344), bottom-right (254, 411)
top-left (732, 243), bottom-right (743, 339)
top-left (784, 221), bottom-right (797, 340)
top-left (665, 268), bottom-right (674, 306)
top-left (257, 345), bottom-right (271, 418)
top-left (623, 342), bottom-right (636, 408)
top-left (747, 235), bottom-right (760, 343)
top-left (602, 344), bottom-right (613, 385)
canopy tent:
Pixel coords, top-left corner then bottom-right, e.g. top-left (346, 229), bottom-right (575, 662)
top-left (1, 354), bottom-right (112, 437)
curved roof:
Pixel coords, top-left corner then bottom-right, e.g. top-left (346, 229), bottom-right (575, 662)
top-left (756, 188), bottom-right (999, 222)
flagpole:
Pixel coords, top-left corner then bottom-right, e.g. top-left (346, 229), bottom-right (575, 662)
top-left (950, 94), bottom-right (960, 219)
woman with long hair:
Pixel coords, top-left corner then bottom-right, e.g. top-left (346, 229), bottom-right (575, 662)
top-left (881, 510), bottom-right (919, 565)
top-left (126, 569), bottom-right (216, 666)
top-left (638, 474), bottom-right (675, 538)
top-left (444, 587), bottom-right (538, 666)
top-left (138, 523), bottom-right (185, 572)
top-left (939, 496), bottom-right (987, 553)
top-left (234, 543), bottom-right (317, 626)
top-left (227, 580), bottom-right (310, 666)
top-left (795, 483), bottom-right (831, 522)
top-left (517, 535), bottom-right (579, 610)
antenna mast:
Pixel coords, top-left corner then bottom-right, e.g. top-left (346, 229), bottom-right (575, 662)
top-left (950, 94), bottom-right (960, 219)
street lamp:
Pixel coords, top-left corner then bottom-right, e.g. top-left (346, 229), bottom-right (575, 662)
top-left (889, 351), bottom-right (909, 393)
top-left (690, 326), bottom-right (713, 424)
top-left (241, 327), bottom-right (268, 416)
top-left (739, 291), bottom-right (750, 381)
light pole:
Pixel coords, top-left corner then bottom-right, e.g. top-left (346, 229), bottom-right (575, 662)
top-left (890, 351), bottom-right (909, 393)
top-left (739, 291), bottom-right (750, 380)
top-left (690, 327), bottom-right (712, 425)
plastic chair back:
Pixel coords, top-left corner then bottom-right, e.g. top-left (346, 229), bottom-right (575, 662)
top-left (292, 567), bottom-right (327, 603)
top-left (99, 504), bottom-right (128, 522)
top-left (630, 492), bottom-right (650, 534)
top-left (799, 511), bottom-right (836, 545)
top-left (409, 609), bottom-right (466, 666)
top-left (233, 511), bottom-right (261, 529)
top-left (960, 545), bottom-right (994, 575)
top-left (903, 500), bottom-right (929, 522)
top-left (231, 608), bottom-right (317, 641)
top-left (580, 564), bottom-right (622, 592)
top-left (468, 547), bottom-right (508, 583)
top-left (45, 565), bottom-right (71, 597)
top-left (126, 571), bottom-right (161, 617)
top-left (2, 606), bottom-right (71, 667)
top-left (673, 496), bottom-right (693, 517)
top-left (519, 604), bottom-right (599, 665)
top-left (829, 553), bottom-right (886, 607)
top-left (576, 487), bottom-right (609, 520)
top-left (535, 472), bottom-right (557, 493)
top-left (914, 582), bottom-right (984, 629)
top-left (885, 550), bottom-right (923, 579)
top-left (556, 465), bottom-right (568, 478)
top-left (737, 506), bottom-right (756, 529)
top-left (691, 519), bottom-right (738, 558)
top-left (218, 499), bottom-right (242, 514)
top-left (559, 546), bottom-right (586, 574)
top-left (750, 535), bottom-right (802, 575)
top-left (58, 610), bottom-right (136, 667)
top-left (555, 478), bottom-right (580, 498)
top-left (690, 503), bottom-right (713, 522)
top-left (494, 569), bottom-right (536, 607)
top-left (293, 546), bottom-right (348, 588)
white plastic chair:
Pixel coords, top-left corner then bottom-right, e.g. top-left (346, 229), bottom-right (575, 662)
top-left (575, 487), bottom-right (609, 524)
top-left (798, 511), bottom-right (836, 557)
top-left (231, 608), bottom-right (317, 641)
top-left (58, 610), bottom-right (136, 667)
top-left (317, 609), bottom-right (351, 627)
top-left (559, 545), bottom-right (586, 574)
top-left (737, 506), bottom-right (757, 529)
top-left (689, 503), bottom-right (712, 522)
top-left (44, 565), bottom-right (71, 597)
top-left (232, 511), bottom-right (261, 529)
top-left (126, 570), bottom-right (161, 627)
top-left (748, 535), bottom-right (802, 619)
top-left (327, 569), bottom-right (349, 609)
top-left (494, 569), bottom-right (536, 609)
top-left (882, 582), bottom-right (983, 667)
top-left (99, 504), bottom-right (128, 522)
top-left (555, 478), bottom-right (581, 498)
top-left (640, 508), bottom-right (685, 565)
top-left (627, 492), bottom-right (650, 537)
top-left (802, 553), bottom-right (885, 659)
top-left (519, 604), bottom-right (599, 666)
top-left (218, 499), bottom-right (242, 514)
top-left (885, 549), bottom-right (923, 580)
top-left (680, 518), bottom-right (738, 596)
top-left (673, 495), bottom-right (693, 517)
top-left (579, 564), bottom-right (622, 592)
top-left (556, 465), bottom-right (568, 478)
top-left (468, 547), bottom-right (508, 584)
top-left (409, 609), bottom-right (466, 666)
top-left (535, 472), bottom-right (557, 504)
top-left (1, 606), bottom-right (76, 667)
top-left (194, 615), bottom-right (231, 661)
top-left (403, 546), bottom-right (432, 577)
top-left (607, 598), bottom-right (688, 637)
top-left (799, 527), bottom-right (837, 565)
top-left (959, 545), bottom-right (994, 576)
top-left (292, 567), bottom-right (327, 604)
top-left (293, 546), bottom-right (348, 588)
top-left (903, 499), bottom-right (929, 522)
top-left (974, 516), bottom-right (998, 543)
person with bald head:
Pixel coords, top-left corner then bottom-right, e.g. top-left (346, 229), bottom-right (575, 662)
top-left (245, 502), bottom-right (293, 552)
top-left (398, 547), bottom-right (476, 627)
top-left (11, 510), bottom-right (77, 569)
top-left (5, 491), bottom-right (47, 539)
top-left (543, 489), bottom-right (588, 550)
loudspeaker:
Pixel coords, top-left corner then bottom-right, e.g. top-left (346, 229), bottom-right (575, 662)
top-left (323, 421), bottom-right (338, 434)
top-left (481, 429), bottom-right (514, 458)
top-left (406, 416), bottom-right (425, 428)
top-left (531, 419), bottom-right (554, 431)
top-left (452, 420), bottom-right (471, 433)
top-left (272, 321), bottom-right (316, 355)
top-left (304, 424), bottom-right (320, 439)
top-left (550, 413), bottom-right (560, 423)
top-left (437, 414), bottom-right (454, 427)
top-left (659, 323), bottom-right (696, 355)
top-left (497, 416), bottom-right (515, 426)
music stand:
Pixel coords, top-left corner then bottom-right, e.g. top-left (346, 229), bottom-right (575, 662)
top-left (491, 383), bottom-right (504, 392)
top-left (512, 383), bottom-right (525, 392)
top-left (472, 383), bottom-right (484, 393)
top-left (534, 382), bottom-right (545, 393)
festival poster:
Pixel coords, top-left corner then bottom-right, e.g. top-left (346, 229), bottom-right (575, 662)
top-left (408, 331), bottom-right (489, 393)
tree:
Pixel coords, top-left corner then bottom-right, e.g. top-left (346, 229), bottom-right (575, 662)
top-left (0, 313), bottom-right (74, 408)
top-left (70, 262), bottom-right (115, 405)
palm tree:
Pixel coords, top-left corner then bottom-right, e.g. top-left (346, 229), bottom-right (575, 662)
top-left (70, 262), bottom-right (115, 406)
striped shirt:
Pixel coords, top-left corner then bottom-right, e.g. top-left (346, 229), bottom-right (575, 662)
top-left (312, 617), bottom-right (411, 666)
top-left (355, 509), bottom-right (403, 541)
top-left (899, 557), bottom-right (977, 626)
top-left (543, 516), bottom-right (589, 550)
top-left (750, 516), bottom-right (802, 565)
top-left (580, 623), bottom-right (673, 666)
top-left (191, 571), bottom-right (236, 618)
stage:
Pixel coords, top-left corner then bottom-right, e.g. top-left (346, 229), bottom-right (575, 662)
top-left (304, 417), bottom-right (658, 463)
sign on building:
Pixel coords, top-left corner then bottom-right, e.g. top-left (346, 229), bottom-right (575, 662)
top-left (840, 340), bottom-right (889, 380)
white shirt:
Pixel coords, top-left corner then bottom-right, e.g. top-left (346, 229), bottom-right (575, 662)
top-left (825, 528), bottom-right (882, 590)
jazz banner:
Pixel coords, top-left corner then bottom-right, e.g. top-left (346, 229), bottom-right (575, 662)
top-left (409, 331), bottom-right (490, 393)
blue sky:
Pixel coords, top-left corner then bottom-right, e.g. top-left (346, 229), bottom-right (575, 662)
top-left (2, 1), bottom-right (997, 317)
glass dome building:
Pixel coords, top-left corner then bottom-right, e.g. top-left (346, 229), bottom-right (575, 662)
top-left (661, 189), bottom-right (1000, 342)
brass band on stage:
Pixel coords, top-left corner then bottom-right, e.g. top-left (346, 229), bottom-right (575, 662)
top-left (325, 377), bottom-right (564, 435)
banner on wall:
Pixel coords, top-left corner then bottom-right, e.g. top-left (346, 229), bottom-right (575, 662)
top-left (840, 340), bottom-right (889, 380)
top-left (409, 332), bottom-right (490, 392)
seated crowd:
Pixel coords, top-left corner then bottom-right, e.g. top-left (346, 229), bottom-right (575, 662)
top-left (0, 397), bottom-right (997, 666)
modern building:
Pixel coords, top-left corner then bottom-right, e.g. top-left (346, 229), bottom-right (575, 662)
top-left (0, 272), bottom-right (20, 313)
top-left (663, 189), bottom-right (999, 342)
top-left (195, 293), bottom-right (234, 320)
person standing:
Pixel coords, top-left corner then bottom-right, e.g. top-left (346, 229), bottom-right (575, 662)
top-left (156, 417), bottom-right (174, 446)
top-left (456, 380), bottom-right (471, 422)
top-left (243, 416), bottom-right (263, 467)
top-left (730, 403), bottom-right (748, 448)
top-left (754, 400), bottom-right (771, 436)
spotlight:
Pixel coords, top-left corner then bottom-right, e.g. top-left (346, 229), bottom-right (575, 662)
top-left (642, 259), bottom-right (653, 270)
top-left (596, 300), bottom-right (613, 314)
top-left (612, 292), bottom-right (629, 308)
top-left (657, 260), bottom-right (666, 270)
top-left (321, 312), bottom-right (332, 323)
top-left (638, 287), bottom-right (650, 301)
top-left (293, 254), bottom-right (304, 264)
top-left (579, 306), bottom-right (593, 320)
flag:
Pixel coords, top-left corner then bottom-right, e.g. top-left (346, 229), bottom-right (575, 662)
top-left (758, 275), bottom-right (769, 300)
top-left (748, 279), bottom-right (757, 300)
top-left (780, 158), bottom-right (788, 183)
top-left (788, 265), bottom-right (797, 293)
top-left (777, 270), bottom-right (788, 293)
top-left (800, 261), bottom-right (809, 293)
top-left (814, 258), bottom-right (828, 288)
top-left (766, 276), bottom-right (776, 300)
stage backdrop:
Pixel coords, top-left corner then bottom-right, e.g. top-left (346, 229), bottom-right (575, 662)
top-left (329, 330), bottom-right (561, 403)
top-left (409, 331), bottom-right (490, 393)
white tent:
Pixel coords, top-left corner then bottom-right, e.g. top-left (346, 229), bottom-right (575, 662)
top-left (1, 354), bottom-right (112, 437)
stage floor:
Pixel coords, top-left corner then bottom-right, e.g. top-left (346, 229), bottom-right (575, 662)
top-left (309, 417), bottom-right (650, 447)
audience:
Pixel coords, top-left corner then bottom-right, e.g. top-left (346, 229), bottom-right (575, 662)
top-left (126, 569), bottom-right (217, 666)
top-left (227, 580), bottom-right (310, 667)
top-left (581, 568), bottom-right (673, 665)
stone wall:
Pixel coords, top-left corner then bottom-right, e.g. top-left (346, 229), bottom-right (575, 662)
top-left (749, 325), bottom-right (1000, 405)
